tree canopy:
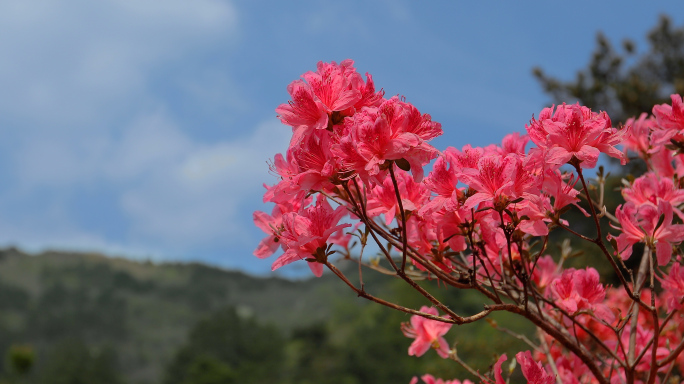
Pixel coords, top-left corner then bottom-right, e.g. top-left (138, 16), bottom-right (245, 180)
top-left (534, 15), bottom-right (684, 124)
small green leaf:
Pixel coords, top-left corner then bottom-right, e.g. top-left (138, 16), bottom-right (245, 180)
top-left (609, 238), bottom-right (619, 253)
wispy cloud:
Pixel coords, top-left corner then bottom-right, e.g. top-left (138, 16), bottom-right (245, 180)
top-left (0, 0), bottom-right (283, 261)
top-left (0, 0), bottom-right (238, 127)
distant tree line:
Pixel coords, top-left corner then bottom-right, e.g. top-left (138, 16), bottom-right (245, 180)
top-left (534, 15), bottom-right (684, 124)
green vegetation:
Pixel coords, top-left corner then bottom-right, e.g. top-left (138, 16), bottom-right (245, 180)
top-left (534, 15), bottom-right (684, 124)
top-left (163, 307), bottom-right (284, 384)
top-left (0, 248), bottom-right (529, 383)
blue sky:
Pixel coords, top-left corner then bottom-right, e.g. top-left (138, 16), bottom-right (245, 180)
top-left (0, 1), bottom-right (682, 275)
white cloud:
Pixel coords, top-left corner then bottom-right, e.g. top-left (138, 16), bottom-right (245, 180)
top-left (119, 119), bottom-right (290, 248)
top-left (0, 0), bottom-right (287, 262)
top-left (106, 111), bottom-right (193, 182)
top-left (0, 0), bottom-right (238, 128)
top-left (3, 106), bottom-right (290, 257)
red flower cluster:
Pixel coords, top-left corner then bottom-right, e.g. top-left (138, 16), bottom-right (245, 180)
top-left (255, 60), bottom-right (684, 384)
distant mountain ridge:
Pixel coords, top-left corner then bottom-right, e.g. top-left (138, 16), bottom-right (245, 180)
top-left (0, 247), bottom-right (361, 383)
top-left (0, 247), bottom-right (531, 384)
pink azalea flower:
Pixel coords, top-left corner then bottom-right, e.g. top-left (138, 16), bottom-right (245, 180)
top-left (549, 269), bottom-right (580, 313)
top-left (611, 324), bottom-right (670, 373)
top-left (275, 196), bottom-right (350, 277)
top-left (253, 205), bottom-right (289, 259)
top-left (445, 144), bottom-right (484, 171)
top-left (266, 132), bottom-right (339, 202)
top-left (515, 351), bottom-right (555, 384)
top-left (548, 268), bottom-right (613, 322)
top-left (288, 132), bottom-right (339, 191)
top-left (253, 195), bottom-right (311, 259)
top-left (498, 132), bottom-right (529, 156)
top-left (276, 60), bottom-right (384, 135)
top-left (652, 94), bottom-right (684, 143)
top-left (401, 306), bottom-right (452, 358)
top-left (477, 211), bottom-right (509, 270)
top-left (419, 154), bottom-right (463, 216)
top-left (674, 152), bottom-right (684, 177)
top-left (406, 216), bottom-right (441, 262)
top-left (366, 170), bottom-right (429, 225)
top-left (531, 255), bottom-right (558, 291)
top-left (622, 172), bottom-right (684, 219)
top-left (333, 97), bottom-right (441, 184)
top-left (526, 103), bottom-right (628, 169)
top-left (508, 155), bottom-right (541, 198)
top-left (541, 169), bottom-right (586, 216)
top-left (365, 174), bottom-right (403, 225)
top-left (276, 80), bottom-right (328, 129)
top-left (302, 60), bottom-right (361, 114)
top-left (460, 154), bottom-right (516, 210)
top-left (651, 146), bottom-right (676, 178)
top-left (573, 268), bottom-right (612, 319)
top-left (433, 207), bottom-right (468, 254)
top-left (493, 354), bottom-right (507, 384)
top-left (610, 201), bottom-right (684, 266)
top-left (351, 72), bottom-right (385, 110)
top-left (516, 193), bottom-right (552, 236)
top-left (622, 112), bottom-right (657, 156)
top-left (553, 353), bottom-right (589, 384)
top-left (460, 153), bottom-right (537, 210)
top-left (276, 79), bottom-right (330, 131)
top-left (263, 151), bottom-right (305, 204)
top-left (660, 263), bottom-right (684, 311)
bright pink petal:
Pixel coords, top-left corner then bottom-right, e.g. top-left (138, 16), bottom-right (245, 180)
top-left (656, 241), bottom-right (673, 266)
top-left (308, 261), bottom-right (324, 277)
top-left (408, 337), bottom-right (431, 357)
top-left (271, 249), bottom-right (303, 271)
top-left (254, 236), bottom-right (280, 259)
top-left (516, 351), bottom-right (555, 384)
top-left (493, 354), bottom-right (507, 384)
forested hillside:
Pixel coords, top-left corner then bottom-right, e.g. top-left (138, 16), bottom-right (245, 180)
top-left (0, 248), bottom-right (530, 384)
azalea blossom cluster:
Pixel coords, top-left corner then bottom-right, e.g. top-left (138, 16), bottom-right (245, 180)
top-left (254, 60), bottom-right (684, 384)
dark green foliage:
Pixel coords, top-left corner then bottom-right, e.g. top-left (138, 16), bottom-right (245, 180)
top-left (28, 282), bottom-right (128, 342)
top-left (39, 340), bottom-right (123, 384)
top-left (280, 307), bottom-right (421, 384)
top-left (0, 249), bottom-right (351, 383)
top-left (534, 15), bottom-right (684, 123)
top-left (270, 275), bottom-right (533, 384)
top-left (0, 249), bottom-right (533, 384)
top-left (6, 344), bottom-right (34, 377)
top-left (163, 307), bottom-right (283, 384)
top-left (178, 355), bottom-right (235, 384)
top-left (0, 283), bottom-right (29, 311)
top-left (158, 264), bottom-right (229, 311)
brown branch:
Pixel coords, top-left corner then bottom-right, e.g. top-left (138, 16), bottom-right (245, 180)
top-left (342, 180), bottom-right (399, 272)
top-left (573, 166), bottom-right (647, 309)
top-left (388, 164), bottom-right (409, 271)
top-left (507, 304), bottom-right (610, 384)
top-left (656, 337), bottom-right (684, 367)
top-left (646, 248), bottom-right (659, 384)
top-left (325, 261), bottom-right (497, 325)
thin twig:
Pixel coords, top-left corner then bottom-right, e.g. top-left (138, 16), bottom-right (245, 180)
top-left (537, 328), bottom-right (563, 384)
top-left (388, 164), bottom-right (409, 272)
